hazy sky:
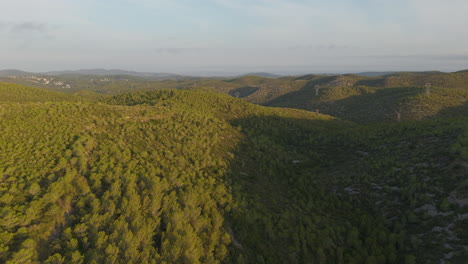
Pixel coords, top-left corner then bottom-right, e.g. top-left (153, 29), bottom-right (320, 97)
top-left (1, 0), bottom-right (468, 74)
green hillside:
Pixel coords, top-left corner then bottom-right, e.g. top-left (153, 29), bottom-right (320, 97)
top-left (0, 83), bottom-right (76, 103)
top-left (0, 75), bottom-right (183, 95)
top-left (4, 71), bottom-right (468, 124)
top-left (365, 71), bottom-right (468, 88)
top-left (268, 85), bottom-right (468, 123)
top-left (0, 85), bottom-right (467, 263)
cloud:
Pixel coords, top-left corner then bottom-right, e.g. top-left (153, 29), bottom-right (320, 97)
top-left (288, 44), bottom-right (315, 51)
top-left (10, 22), bottom-right (49, 33)
top-left (288, 44), bottom-right (351, 51)
top-left (0, 22), bottom-right (9, 29)
top-left (0, 21), bottom-right (55, 38)
top-left (153, 47), bottom-right (201, 55)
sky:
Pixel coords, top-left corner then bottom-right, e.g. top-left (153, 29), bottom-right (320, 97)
top-left (1, 0), bottom-right (467, 75)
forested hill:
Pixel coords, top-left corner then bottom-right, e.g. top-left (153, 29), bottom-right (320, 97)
top-left (267, 86), bottom-right (468, 123)
top-left (0, 83), bottom-right (467, 263)
top-left (3, 70), bottom-right (468, 123)
top-left (0, 83), bottom-right (77, 103)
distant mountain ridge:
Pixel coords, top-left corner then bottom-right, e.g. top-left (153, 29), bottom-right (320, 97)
top-left (354, 71), bottom-right (395, 77)
top-left (0, 68), bottom-right (183, 80)
top-left (0, 68), bottom-right (283, 79)
top-left (238, 72), bottom-right (282, 78)
top-left (0, 69), bottom-right (34, 77)
top-left (44, 69), bottom-right (183, 80)
top-left (2, 68), bottom-right (468, 79)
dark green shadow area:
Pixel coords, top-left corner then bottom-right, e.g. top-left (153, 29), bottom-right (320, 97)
top-left (225, 115), bottom-right (468, 264)
top-left (267, 86), bottom-right (423, 123)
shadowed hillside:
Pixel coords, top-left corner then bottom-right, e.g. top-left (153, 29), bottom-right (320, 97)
top-left (268, 85), bottom-right (468, 123)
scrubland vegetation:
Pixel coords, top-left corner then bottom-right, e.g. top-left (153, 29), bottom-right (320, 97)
top-left (0, 82), bottom-right (467, 263)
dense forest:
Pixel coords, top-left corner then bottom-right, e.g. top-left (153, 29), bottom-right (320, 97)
top-left (0, 83), bottom-right (467, 263)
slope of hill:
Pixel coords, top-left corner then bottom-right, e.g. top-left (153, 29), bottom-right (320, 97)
top-left (0, 75), bottom-right (185, 94)
top-left (72, 90), bottom-right (109, 102)
top-left (0, 85), bottom-right (467, 263)
top-left (198, 71), bottom-right (468, 118)
top-left (355, 71), bottom-right (468, 88)
top-left (0, 83), bottom-right (77, 103)
top-left (355, 71), bottom-right (395, 77)
top-left (3, 70), bottom-right (468, 124)
top-left (268, 86), bottom-right (468, 123)
top-left (3, 70), bottom-right (468, 111)
top-left (0, 69), bottom-right (33, 77)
